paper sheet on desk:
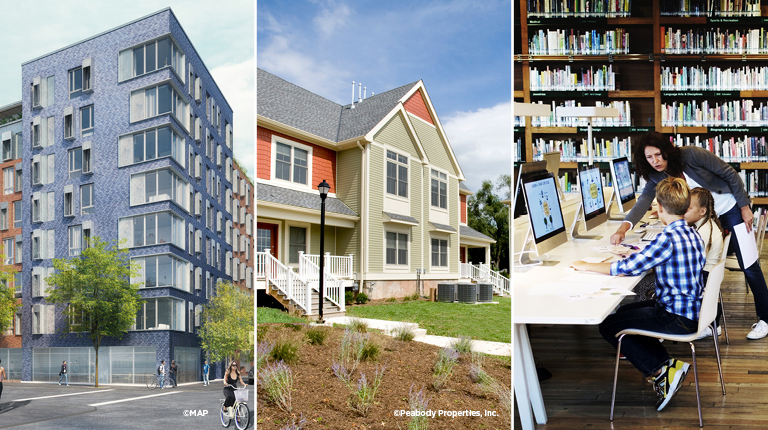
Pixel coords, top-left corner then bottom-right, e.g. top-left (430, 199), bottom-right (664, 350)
top-left (558, 287), bottom-right (635, 302)
top-left (733, 222), bottom-right (758, 268)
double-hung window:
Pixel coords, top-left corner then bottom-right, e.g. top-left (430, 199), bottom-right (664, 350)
top-left (69, 68), bottom-right (83, 98)
top-left (81, 184), bottom-right (94, 214)
top-left (431, 238), bottom-right (448, 267)
top-left (2, 137), bottom-right (12, 161)
top-left (0, 207), bottom-right (7, 231)
top-left (274, 142), bottom-right (308, 185)
top-left (3, 168), bottom-right (13, 195)
top-left (431, 170), bottom-right (448, 209)
top-left (13, 201), bottom-right (21, 228)
top-left (386, 232), bottom-right (408, 265)
top-left (69, 148), bottom-right (83, 178)
top-left (386, 151), bottom-right (408, 198)
top-left (14, 168), bottom-right (21, 192)
top-left (3, 238), bottom-right (13, 265)
top-left (80, 105), bottom-right (94, 137)
top-left (64, 188), bottom-right (74, 217)
top-left (69, 225), bottom-right (82, 256)
top-left (288, 226), bottom-right (306, 264)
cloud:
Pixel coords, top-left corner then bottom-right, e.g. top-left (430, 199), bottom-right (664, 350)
top-left (314, 2), bottom-right (351, 37)
top-left (442, 101), bottom-right (511, 192)
top-left (210, 58), bottom-right (255, 179)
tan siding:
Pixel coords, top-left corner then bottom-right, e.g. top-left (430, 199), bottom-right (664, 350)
top-left (422, 166), bottom-right (431, 264)
top-left (449, 178), bottom-right (459, 273)
top-left (409, 113), bottom-right (457, 176)
top-left (336, 227), bottom-right (359, 274)
top-left (310, 224), bottom-right (336, 256)
top-left (368, 146), bottom-right (384, 272)
top-left (373, 113), bottom-right (420, 159)
top-left (410, 160), bottom-right (422, 270)
top-left (336, 148), bottom-right (362, 215)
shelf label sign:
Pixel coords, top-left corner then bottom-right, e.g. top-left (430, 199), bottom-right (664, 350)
top-left (661, 91), bottom-right (739, 98)
top-left (707, 127), bottom-right (768, 133)
top-left (531, 91), bottom-right (607, 98)
top-left (514, 127), bottom-right (525, 133)
top-left (707, 17), bottom-right (764, 24)
top-left (527, 17), bottom-right (607, 25)
top-left (576, 127), bottom-right (653, 133)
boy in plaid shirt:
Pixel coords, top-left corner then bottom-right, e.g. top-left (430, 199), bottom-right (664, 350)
top-left (571, 177), bottom-right (705, 412)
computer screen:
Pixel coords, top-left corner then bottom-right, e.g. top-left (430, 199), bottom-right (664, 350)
top-left (578, 165), bottom-right (606, 221)
top-left (522, 172), bottom-right (566, 243)
top-left (609, 156), bottom-right (636, 212)
top-left (513, 161), bottom-right (547, 219)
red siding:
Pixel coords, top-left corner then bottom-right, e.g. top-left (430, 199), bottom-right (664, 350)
top-left (403, 90), bottom-right (434, 125)
top-left (256, 126), bottom-right (337, 193)
top-left (460, 194), bottom-right (467, 224)
top-left (0, 158), bottom-right (22, 349)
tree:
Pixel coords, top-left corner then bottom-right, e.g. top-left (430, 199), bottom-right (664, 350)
top-left (0, 252), bottom-right (20, 334)
top-left (467, 175), bottom-right (510, 273)
top-left (199, 281), bottom-right (254, 364)
top-left (45, 237), bottom-right (143, 387)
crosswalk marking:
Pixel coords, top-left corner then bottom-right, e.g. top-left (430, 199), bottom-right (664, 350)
top-left (88, 390), bottom-right (182, 406)
top-left (13, 389), bottom-right (115, 402)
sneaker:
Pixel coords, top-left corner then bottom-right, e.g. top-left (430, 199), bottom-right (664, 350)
top-left (653, 359), bottom-right (690, 411)
top-left (695, 325), bottom-right (722, 340)
top-left (747, 320), bottom-right (768, 340)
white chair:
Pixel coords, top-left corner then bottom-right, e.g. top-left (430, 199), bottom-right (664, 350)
top-left (725, 209), bottom-right (767, 294)
top-left (717, 233), bottom-right (732, 345)
top-left (610, 260), bottom-right (726, 428)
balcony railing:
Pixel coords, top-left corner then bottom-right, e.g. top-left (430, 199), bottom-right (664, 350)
top-left (303, 253), bottom-right (353, 279)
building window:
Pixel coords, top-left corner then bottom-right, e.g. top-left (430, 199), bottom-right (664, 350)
top-left (431, 170), bottom-right (448, 209)
top-left (69, 225), bottom-right (83, 256)
top-left (83, 146), bottom-right (91, 174)
top-left (32, 122), bottom-right (40, 148)
top-left (3, 168), bottom-right (13, 194)
top-left (288, 226), bottom-right (306, 264)
top-left (119, 37), bottom-right (185, 82)
top-left (2, 137), bottom-right (12, 161)
top-left (81, 184), bottom-right (94, 214)
top-left (385, 232), bottom-right (408, 265)
top-left (131, 169), bottom-right (187, 208)
top-left (124, 211), bottom-right (184, 249)
top-left (82, 63), bottom-right (92, 92)
top-left (3, 238), bottom-right (12, 264)
top-left (134, 296), bottom-right (185, 331)
top-left (69, 67), bottom-right (83, 98)
top-left (64, 111), bottom-right (74, 139)
top-left (13, 201), bottom-right (21, 228)
top-left (80, 105), bottom-right (94, 137)
top-left (14, 168), bottom-right (21, 192)
top-left (69, 148), bottom-right (82, 178)
top-left (0, 207), bottom-right (7, 230)
top-left (32, 82), bottom-right (41, 108)
top-left (431, 238), bottom-right (448, 267)
top-left (32, 159), bottom-right (40, 185)
top-left (64, 190), bottom-right (73, 217)
top-left (83, 224), bottom-right (91, 249)
top-left (15, 238), bottom-right (21, 264)
top-left (135, 254), bottom-right (188, 291)
top-left (32, 235), bottom-right (40, 260)
top-left (32, 196), bottom-right (40, 223)
top-left (386, 151), bottom-right (408, 198)
top-left (274, 142), bottom-right (308, 185)
top-left (130, 83), bottom-right (188, 126)
top-left (129, 126), bottom-right (183, 165)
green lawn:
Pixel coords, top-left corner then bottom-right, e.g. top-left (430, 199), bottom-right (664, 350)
top-left (346, 297), bottom-right (511, 343)
top-left (257, 307), bottom-right (308, 324)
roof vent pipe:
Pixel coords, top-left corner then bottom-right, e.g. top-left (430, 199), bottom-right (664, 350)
top-left (364, 86), bottom-right (367, 100)
top-left (358, 83), bottom-right (362, 103)
top-left (351, 81), bottom-right (355, 109)
top-left (371, 92), bottom-right (374, 97)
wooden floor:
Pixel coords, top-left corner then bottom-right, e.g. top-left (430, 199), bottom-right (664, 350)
top-left (515, 260), bottom-right (768, 429)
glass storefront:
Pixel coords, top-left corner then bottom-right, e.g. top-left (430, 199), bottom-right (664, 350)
top-left (32, 346), bottom-right (156, 384)
top-left (0, 348), bottom-right (22, 380)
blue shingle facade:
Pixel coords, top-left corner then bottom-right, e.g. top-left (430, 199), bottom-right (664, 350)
top-left (19, 9), bottom-right (235, 382)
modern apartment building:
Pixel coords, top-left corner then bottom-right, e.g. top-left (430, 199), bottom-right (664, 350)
top-left (0, 8), bottom-right (245, 384)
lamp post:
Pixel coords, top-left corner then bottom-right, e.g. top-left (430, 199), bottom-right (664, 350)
top-left (317, 180), bottom-right (330, 323)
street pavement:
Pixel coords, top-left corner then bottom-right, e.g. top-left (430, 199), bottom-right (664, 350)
top-left (0, 380), bottom-right (253, 429)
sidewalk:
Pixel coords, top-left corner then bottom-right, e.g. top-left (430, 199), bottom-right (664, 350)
top-left (315, 316), bottom-right (511, 356)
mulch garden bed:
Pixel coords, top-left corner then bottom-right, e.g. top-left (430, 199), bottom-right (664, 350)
top-left (257, 323), bottom-right (511, 429)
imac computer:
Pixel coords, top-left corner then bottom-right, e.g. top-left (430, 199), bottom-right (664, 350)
top-left (513, 160), bottom-right (547, 219)
top-left (542, 151), bottom-right (565, 201)
top-left (569, 164), bottom-right (607, 239)
top-left (518, 171), bottom-right (567, 265)
top-left (607, 156), bottom-right (636, 219)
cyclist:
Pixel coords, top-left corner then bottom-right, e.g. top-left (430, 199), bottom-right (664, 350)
top-left (222, 361), bottom-right (244, 418)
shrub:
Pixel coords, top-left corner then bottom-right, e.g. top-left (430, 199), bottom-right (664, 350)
top-left (257, 340), bottom-right (275, 369)
top-left (332, 328), bottom-right (367, 383)
top-left (407, 384), bottom-right (431, 430)
top-left (259, 360), bottom-right (293, 413)
top-left (256, 325), bottom-right (270, 342)
top-left (409, 292), bottom-right (420, 301)
top-left (280, 413), bottom-right (306, 430)
top-left (468, 352), bottom-right (492, 384)
top-left (451, 335), bottom-right (474, 354)
top-left (270, 336), bottom-right (301, 365)
top-left (284, 323), bottom-right (304, 332)
top-left (432, 347), bottom-right (459, 391)
top-left (360, 340), bottom-right (381, 362)
top-left (386, 297), bottom-right (397, 302)
top-left (347, 365), bottom-right (386, 416)
top-left (468, 352), bottom-right (510, 418)
top-left (355, 292), bottom-right (369, 304)
top-left (391, 323), bottom-right (416, 342)
top-left (402, 295), bottom-right (412, 302)
top-left (350, 317), bottom-right (368, 333)
top-left (305, 326), bottom-right (328, 345)
top-left (345, 291), bottom-right (354, 305)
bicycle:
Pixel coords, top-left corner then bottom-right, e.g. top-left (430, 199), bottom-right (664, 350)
top-left (220, 384), bottom-right (250, 429)
top-left (146, 374), bottom-right (158, 389)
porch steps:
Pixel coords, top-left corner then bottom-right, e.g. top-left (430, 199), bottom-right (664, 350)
top-left (266, 283), bottom-right (345, 318)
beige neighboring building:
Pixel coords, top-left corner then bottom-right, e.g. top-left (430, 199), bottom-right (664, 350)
top-left (256, 68), bottom-right (507, 317)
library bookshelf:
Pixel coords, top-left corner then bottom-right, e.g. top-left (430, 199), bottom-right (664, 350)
top-left (515, 0), bottom-right (768, 202)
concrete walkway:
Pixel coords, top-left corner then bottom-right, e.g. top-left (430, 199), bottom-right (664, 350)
top-left (315, 316), bottom-right (511, 357)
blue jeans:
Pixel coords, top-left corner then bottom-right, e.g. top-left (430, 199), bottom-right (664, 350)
top-left (159, 374), bottom-right (166, 388)
top-left (599, 300), bottom-right (698, 377)
top-left (719, 204), bottom-right (768, 320)
top-left (203, 373), bottom-right (209, 385)
top-left (59, 373), bottom-right (68, 385)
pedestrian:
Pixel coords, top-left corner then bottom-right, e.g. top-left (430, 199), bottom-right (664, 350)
top-left (58, 360), bottom-right (69, 386)
top-left (170, 360), bottom-right (178, 388)
top-left (158, 360), bottom-right (167, 389)
top-left (202, 359), bottom-right (209, 386)
top-left (0, 358), bottom-right (6, 409)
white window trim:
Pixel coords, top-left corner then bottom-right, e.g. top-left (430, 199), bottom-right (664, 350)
top-left (118, 34), bottom-right (186, 84)
top-left (429, 235), bottom-right (450, 272)
top-left (429, 166), bottom-right (450, 212)
top-left (80, 105), bottom-right (94, 137)
top-left (384, 225), bottom-right (410, 272)
top-left (384, 147), bottom-right (410, 203)
top-left (270, 135), bottom-right (313, 191)
top-left (131, 253), bottom-right (191, 294)
top-left (81, 183), bottom-right (94, 215)
top-left (284, 221), bottom-right (310, 267)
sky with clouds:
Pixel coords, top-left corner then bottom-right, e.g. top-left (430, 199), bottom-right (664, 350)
top-left (0, 0), bottom-right (254, 180)
top-left (258, 0), bottom-right (512, 193)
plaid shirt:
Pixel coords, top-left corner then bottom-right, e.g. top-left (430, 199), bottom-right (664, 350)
top-left (611, 219), bottom-right (705, 321)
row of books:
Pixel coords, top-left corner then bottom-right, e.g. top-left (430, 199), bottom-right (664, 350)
top-left (532, 136), bottom-right (633, 161)
top-left (515, 117), bottom-right (525, 127)
top-left (530, 100), bottom-right (632, 127)
top-left (559, 170), bottom-right (641, 195)
top-left (661, 27), bottom-right (768, 54)
top-left (671, 134), bottom-right (768, 161)
top-left (514, 137), bottom-right (524, 163)
top-left (529, 65), bottom-right (617, 91)
top-left (740, 170), bottom-right (768, 197)
top-left (661, 99), bottom-right (768, 126)
top-left (661, 65), bottom-right (768, 91)
top-left (527, 0), bottom-right (632, 17)
top-left (660, 0), bottom-right (761, 16)
top-left (529, 28), bottom-right (630, 55)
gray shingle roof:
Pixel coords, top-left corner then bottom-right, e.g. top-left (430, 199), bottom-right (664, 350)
top-left (431, 222), bottom-right (456, 232)
top-left (257, 183), bottom-right (357, 217)
top-left (459, 182), bottom-right (472, 192)
top-left (460, 225), bottom-right (494, 242)
top-left (257, 68), bottom-right (418, 143)
top-left (383, 212), bottom-right (419, 224)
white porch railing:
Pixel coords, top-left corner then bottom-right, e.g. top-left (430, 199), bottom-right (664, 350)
top-left (256, 251), bottom-right (267, 279)
top-left (299, 252), bottom-right (345, 312)
top-left (304, 253), bottom-right (354, 279)
top-left (263, 252), bottom-right (312, 314)
top-left (460, 262), bottom-right (510, 296)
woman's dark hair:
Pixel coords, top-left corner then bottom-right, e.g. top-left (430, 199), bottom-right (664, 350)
top-left (633, 132), bottom-right (684, 180)
top-left (691, 187), bottom-right (725, 253)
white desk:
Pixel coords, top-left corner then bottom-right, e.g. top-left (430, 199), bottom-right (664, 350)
top-left (513, 221), bottom-right (647, 430)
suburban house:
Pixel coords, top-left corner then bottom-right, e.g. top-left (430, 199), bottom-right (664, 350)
top-left (256, 68), bottom-right (505, 317)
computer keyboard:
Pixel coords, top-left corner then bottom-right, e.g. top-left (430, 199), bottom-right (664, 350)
top-left (641, 231), bottom-right (660, 242)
